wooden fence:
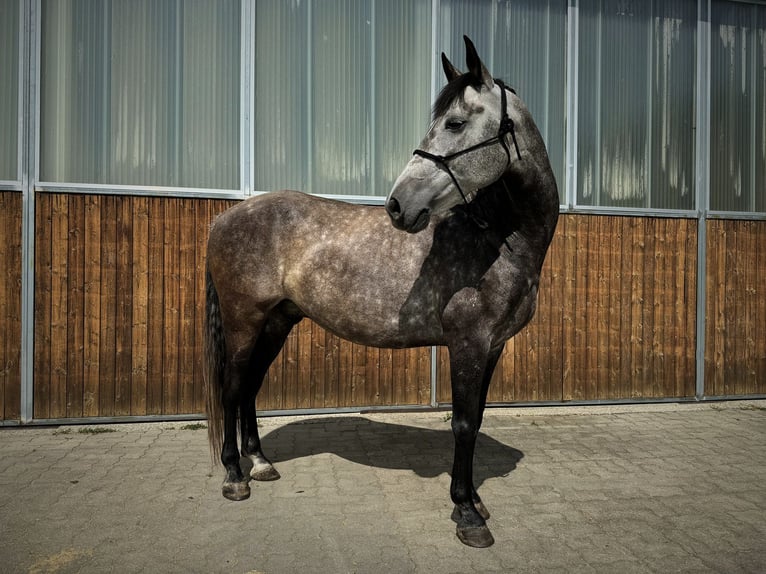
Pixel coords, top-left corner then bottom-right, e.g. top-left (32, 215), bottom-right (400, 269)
top-left (0, 191), bottom-right (764, 422)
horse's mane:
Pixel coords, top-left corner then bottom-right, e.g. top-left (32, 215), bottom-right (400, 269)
top-left (432, 73), bottom-right (484, 120)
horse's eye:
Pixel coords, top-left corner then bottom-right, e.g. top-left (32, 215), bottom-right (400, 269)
top-left (445, 119), bottom-right (466, 132)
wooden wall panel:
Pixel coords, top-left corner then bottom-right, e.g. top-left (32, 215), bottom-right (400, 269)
top-left (437, 215), bottom-right (698, 403)
top-left (31, 195), bottom-right (764, 420)
top-left (705, 220), bottom-right (766, 396)
top-left (0, 192), bottom-right (22, 421)
top-left (34, 194), bottom-right (237, 418)
top-left (33, 194), bottom-right (430, 419)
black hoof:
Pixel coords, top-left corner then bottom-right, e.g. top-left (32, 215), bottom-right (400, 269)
top-left (451, 502), bottom-right (490, 522)
top-left (222, 481), bottom-right (250, 501)
top-left (456, 525), bottom-right (495, 548)
top-left (250, 466), bottom-right (281, 482)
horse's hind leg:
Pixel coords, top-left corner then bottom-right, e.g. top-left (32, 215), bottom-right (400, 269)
top-left (220, 333), bottom-right (257, 501)
top-left (240, 304), bottom-right (301, 482)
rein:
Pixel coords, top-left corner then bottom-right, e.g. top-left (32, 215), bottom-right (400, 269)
top-left (413, 79), bottom-right (521, 246)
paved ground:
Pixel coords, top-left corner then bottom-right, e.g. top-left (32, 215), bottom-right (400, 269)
top-left (1, 400), bottom-right (765, 574)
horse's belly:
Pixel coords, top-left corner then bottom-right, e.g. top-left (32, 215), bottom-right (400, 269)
top-left (292, 290), bottom-right (444, 349)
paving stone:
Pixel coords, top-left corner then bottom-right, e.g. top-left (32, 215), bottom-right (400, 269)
top-left (1, 401), bottom-right (764, 573)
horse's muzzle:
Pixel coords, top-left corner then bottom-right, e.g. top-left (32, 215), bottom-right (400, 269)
top-left (386, 197), bottom-right (430, 233)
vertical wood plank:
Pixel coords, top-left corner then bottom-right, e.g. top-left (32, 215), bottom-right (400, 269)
top-left (297, 320), bottom-right (313, 409)
top-left (66, 195), bottom-right (85, 417)
top-left (561, 215), bottom-right (578, 400)
top-left (617, 217), bottom-right (634, 399)
top-left (324, 330), bottom-right (340, 408)
top-left (162, 200), bottom-right (180, 414)
top-left (0, 194), bottom-right (8, 419)
top-left (34, 195), bottom-right (52, 418)
top-left (755, 222), bottom-right (766, 394)
top-left (131, 197), bottom-right (149, 415)
top-left (114, 197), bottom-right (133, 415)
top-left (379, 347), bottom-right (393, 404)
top-left (641, 219), bottom-right (657, 398)
top-left (83, 196), bottom-right (101, 416)
top-left (400, 346), bottom-right (415, 404)
top-left (683, 219), bottom-right (698, 397)
top-left (351, 341), bottom-right (366, 406)
top-left (310, 321), bottom-right (326, 407)
top-left (606, 217), bottom-right (624, 399)
top-left (8, 194), bottom-right (22, 420)
top-left (723, 221), bottom-right (738, 396)
top-left (650, 218), bottom-right (665, 397)
top-left (0, 193), bottom-right (22, 420)
top-left (740, 221), bottom-right (756, 395)
top-left (546, 221), bottom-right (566, 401)
top-left (500, 319), bottom-right (515, 402)
top-left (629, 218), bottom-right (645, 398)
top-left (178, 199), bottom-right (197, 414)
top-left (146, 197), bottom-right (165, 414)
top-left (534, 240), bottom-right (554, 401)
top-left (49, 194), bottom-right (69, 418)
top-left (282, 325), bottom-right (299, 409)
top-left (573, 216), bottom-right (590, 400)
top-left (99, 196), bottom-right (117, 416)
top-left (592, 216), bottom-right (608, 399)
top-left (671, 219), bottom-right (686, 397)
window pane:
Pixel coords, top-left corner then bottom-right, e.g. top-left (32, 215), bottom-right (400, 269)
top-left (577, 0), bottom-right (696, 209)
top-left (0, 0), bottom-right (19, 181)
top-left (40, 0), bottom-right (240, 189)
top-left (711, 1), bottom-right (766, 213)
top-left (438, 0), bottom-right (568, 204)
top-left (253, 0), bottom-right (431, 197)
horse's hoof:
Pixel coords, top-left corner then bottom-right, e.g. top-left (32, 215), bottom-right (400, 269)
top-left (456, 525), bottom-right (495, 548)
top-left (222, 481), bottom-right (250, 501)
top-left (451, 503), bottom-right (490, 523)
top-left (250, 465), bottom-right (281, 482)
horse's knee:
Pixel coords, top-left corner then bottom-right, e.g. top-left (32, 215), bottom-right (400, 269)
top-left (451, 416), bottom-right (479, 443)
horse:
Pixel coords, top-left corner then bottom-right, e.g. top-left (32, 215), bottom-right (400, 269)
top-left (204, 36), bottom-right (559, 548)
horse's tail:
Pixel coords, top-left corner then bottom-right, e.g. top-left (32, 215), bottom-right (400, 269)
top-left (204, 266), bottom-right (226, 465)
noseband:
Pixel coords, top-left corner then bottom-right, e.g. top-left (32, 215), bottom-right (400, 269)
top-left (412, 79), bottom-right (522, 209)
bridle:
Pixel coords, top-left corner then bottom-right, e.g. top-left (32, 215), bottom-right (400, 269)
top-left (412, 79), bottom-right (522, 209)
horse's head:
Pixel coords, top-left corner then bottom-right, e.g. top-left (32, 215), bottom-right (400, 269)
top-left (386, 36), bottom-right (522, 233)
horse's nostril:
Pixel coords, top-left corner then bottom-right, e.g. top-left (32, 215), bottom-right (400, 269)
top-left (387, 197), bottom-right (402, 217)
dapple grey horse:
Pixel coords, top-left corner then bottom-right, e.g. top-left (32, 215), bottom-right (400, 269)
top-left (204, 36), bottom-right (559, 547)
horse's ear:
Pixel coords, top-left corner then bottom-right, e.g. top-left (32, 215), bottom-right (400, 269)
top-left (441, 52), bottom-right (462, 82)
top-left (464, 35), bottom-right (493, 91)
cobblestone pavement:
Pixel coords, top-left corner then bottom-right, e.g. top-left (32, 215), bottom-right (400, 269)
top-left (1, 401), bottom-right (764, 574)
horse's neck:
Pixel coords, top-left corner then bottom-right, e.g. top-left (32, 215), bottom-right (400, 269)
top-left (471, 167), bottom-right (559, 258)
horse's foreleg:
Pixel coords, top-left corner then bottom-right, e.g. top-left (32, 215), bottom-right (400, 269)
top-left (448, 343), bottom-right (502, 548)
top-left (470, 344), bottom-right (504, 520)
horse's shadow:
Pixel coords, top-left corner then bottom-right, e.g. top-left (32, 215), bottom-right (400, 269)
top-left (250, 416), bottom-right (523, 489)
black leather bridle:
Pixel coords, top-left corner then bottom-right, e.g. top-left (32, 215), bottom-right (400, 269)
top-left (412, 79), bottom-right (522, 208)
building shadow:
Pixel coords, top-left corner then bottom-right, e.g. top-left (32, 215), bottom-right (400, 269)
top-left (252, 416), bottom-right (523, 489)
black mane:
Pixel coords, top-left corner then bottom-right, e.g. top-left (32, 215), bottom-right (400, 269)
top-left (432, 73), bottom-right (484, 120)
